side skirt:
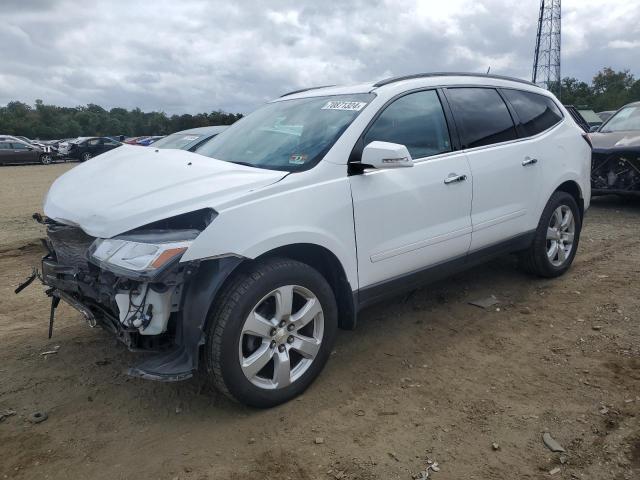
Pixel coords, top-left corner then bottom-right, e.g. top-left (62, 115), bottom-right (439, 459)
top-left (356, 231), bottom-right (535, 310)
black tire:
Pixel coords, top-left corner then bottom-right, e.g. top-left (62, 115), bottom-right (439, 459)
top-left (520, 191), bottom-right (582, 278)
top-left (40, 154), bottom-right (52, 165)
top-left (204, 257), bottom-right (338, 408)
top-left (81, 152), bottom-right (91, 162)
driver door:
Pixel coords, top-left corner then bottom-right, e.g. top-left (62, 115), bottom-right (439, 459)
top-left (349, 90), bottom-right (473, 298)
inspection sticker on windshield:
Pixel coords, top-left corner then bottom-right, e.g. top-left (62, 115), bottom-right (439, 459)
top-left (289, 154), bottom-right (307, 165)
top-left (321, 101), bottom-right (367, 111)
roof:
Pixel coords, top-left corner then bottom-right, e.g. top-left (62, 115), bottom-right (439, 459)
top-left (276, 72), bottom-right (543, 101)
top-left (171, 125), bottom-right (228, 135)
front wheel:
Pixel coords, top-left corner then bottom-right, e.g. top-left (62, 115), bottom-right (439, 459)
top-left (520, 191), bottom-right (582, 277)
top-left (204, 258), bottom-right (338, 408)
top-left (81, 152), bottom-right (91, 162)
top-left (40, 154), bottom-right (52, 165)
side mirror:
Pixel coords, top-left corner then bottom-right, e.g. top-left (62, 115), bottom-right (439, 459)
top-left (361, 141), bottom-right (413, 169)
top-left (589, 126), bottom-right (599, 133)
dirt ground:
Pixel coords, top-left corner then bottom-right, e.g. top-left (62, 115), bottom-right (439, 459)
top-left (0, 163), bottom-right (638, 480)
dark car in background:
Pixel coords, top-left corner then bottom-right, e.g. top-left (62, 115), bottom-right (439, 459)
top-left (59, 136), bottom-right (122, 161)
top-left (151, 125), bottom-right (227, 152)
top-left (0, 136), bottom-right (53, 165)
top-left (590, 101), bottom-right (640, 196)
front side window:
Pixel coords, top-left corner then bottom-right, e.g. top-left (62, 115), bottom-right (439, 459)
top-left (502, 89), bottom-right (563, 137)
top-left (197, 94), bottom-right (374, 171)
top-left (600, 105), bottom-right (640, 132)
top-left (363, 90), bottom-right (451, 159)
top-left (446, 88), bottom-right (517, 149)
top-left (88, 139), bottom-right (100, 146)
top-left (11, 142), bottom-right (29, 150)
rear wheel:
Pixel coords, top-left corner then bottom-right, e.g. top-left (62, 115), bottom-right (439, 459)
top-left (520, 191), bottom-right (581, 277)
top-left (204, 258), bottom-right (338, 408)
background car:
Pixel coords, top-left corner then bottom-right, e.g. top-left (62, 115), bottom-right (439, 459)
top-left (136, 136), bottom-right (165, 146)
top-left (590, 101), bottom-right (640, 196)
top-left (0, 136), bottom-right (53, 165)
top-left (596, 110), bottom-right (615, 123)
top-left (61, 136), bottom-right (122, 162)
top-left (577, 109), bottom-right (603, 129)
top-left (151, 126), bottom-right (227, 152)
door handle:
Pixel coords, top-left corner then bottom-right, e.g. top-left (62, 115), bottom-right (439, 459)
top-left (444, 173), bottom-right (467, 184)
top-left (522, 156), bottom-right (538, 166)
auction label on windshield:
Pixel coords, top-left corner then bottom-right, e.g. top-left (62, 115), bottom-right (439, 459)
top-left (321, 101), bottom-right (367, 111)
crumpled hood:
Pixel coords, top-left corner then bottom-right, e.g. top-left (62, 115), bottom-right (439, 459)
top-left (591, 131), bottom-right (640, 150)
top-left (44, 145), bottom-right (287, 238)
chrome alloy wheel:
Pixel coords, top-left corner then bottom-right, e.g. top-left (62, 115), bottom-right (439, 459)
top-left (238, 285), bottom-right (324, 390)
top-left (546, 205), bottom-right (575, 267)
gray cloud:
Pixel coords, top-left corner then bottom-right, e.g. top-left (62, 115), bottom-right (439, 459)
top-left (1, 0), bottom-right (638, 114)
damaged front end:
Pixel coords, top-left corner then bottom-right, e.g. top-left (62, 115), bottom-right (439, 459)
top-left (591, 148), bottom-right (640, 196)
top-left (22, 209), bottom-right (243, 382)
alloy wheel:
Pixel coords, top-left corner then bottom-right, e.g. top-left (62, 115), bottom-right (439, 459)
top-left (238, 285), bottom-right (324, 390)
top-left (41, 154), bottom-right (52, 165)
top-left (546, 205), bottom-right (575, 267)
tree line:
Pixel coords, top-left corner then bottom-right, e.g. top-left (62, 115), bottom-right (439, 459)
top-left (0, 101), bottom-right (243, 140)
top-left (552, 67), bottom-right (639, 112)
top-left (0, 67), bottom-right (638, 140)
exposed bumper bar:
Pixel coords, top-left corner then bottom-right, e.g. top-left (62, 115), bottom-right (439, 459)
top-left (54, 289), bottom-right (97, 327)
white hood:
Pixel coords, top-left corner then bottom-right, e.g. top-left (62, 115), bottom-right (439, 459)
top-left (44, 145), bottom-right (287, 238)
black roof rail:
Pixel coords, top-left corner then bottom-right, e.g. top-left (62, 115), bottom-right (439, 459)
top-left (280, 85), bottom-right (336, 98)
top-left (373, 72), bottom-right (536, 88)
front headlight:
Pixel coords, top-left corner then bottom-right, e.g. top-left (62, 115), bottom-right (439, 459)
top-left (88, 229), bottom-right (199, 277)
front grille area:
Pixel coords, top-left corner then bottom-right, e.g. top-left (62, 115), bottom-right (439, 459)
top-left (47, 224), bottom-right (96, 271)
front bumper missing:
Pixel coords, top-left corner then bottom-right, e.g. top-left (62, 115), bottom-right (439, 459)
top-left (27, 249), bottom-right (245, 383)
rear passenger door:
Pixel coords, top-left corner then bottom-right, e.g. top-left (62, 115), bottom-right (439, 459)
top-left (444, 87), bottom-right (539, 251)
top-left (349, 89), bottom-right (473, 292)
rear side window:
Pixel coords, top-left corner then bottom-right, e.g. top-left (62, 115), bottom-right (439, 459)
top-left (0, 142), bottom-right (11, 150)
top-left (446, 88), bottom-right (517, 149)
top-left (502, 89), bottom-right (563, 136)
top-left (364, 90), bottom-right (451, 159)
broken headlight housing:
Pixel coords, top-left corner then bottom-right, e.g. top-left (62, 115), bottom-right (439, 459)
top-left (88, 229), bottom-right (200, 279)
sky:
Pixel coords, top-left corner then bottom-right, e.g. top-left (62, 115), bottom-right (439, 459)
top-left (2, 0), bottom-right (639, 114)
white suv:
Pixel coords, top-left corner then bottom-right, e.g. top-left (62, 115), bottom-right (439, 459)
top-left (40, 73), bottom-right (591, 407)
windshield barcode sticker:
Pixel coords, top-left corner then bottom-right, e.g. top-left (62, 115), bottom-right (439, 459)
top-left (321, 101), bottom-right (367, 111)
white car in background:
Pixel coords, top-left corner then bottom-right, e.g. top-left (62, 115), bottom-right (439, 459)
top-left (38, 73), bottom-right (591, 407)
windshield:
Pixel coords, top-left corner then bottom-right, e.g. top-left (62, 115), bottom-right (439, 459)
top-left (152, 133), bottom-right (207, 150)
top-left (197, 94), bottom-right (374, 171)
top-left (601, 106), bottom-right (640, 132)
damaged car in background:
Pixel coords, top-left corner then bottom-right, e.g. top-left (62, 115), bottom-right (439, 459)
top-left (590, 101), bottom-right (640, 196)
top-left (19, 73), bottom-right (591, 408)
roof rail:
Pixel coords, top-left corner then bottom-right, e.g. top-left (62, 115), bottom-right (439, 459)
top-left (280, 85), bottom-right (336, 98)
top-left (373, 72), bottom-right (536, 88)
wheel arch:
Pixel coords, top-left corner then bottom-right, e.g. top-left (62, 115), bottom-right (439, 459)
top-left (555, 180), bottom-right (584, 219)
top-left (250, 243), bottom-right (357, 330)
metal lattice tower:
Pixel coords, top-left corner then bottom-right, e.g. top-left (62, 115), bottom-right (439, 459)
top-left (532, 0), bottom-right (561, 94)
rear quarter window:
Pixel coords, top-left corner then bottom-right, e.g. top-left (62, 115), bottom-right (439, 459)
top-left (445, 87), bottom-right (518, 149)
top-left (501, 89), bottom-right (563, 137)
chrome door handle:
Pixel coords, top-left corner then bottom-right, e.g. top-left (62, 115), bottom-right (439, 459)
top-left (522, 157), bottom-right (538, 166)
top-left (444, 173), bottom-right (467, 184)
